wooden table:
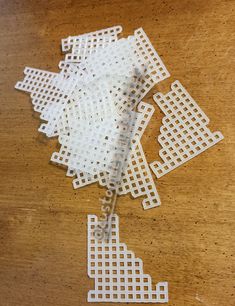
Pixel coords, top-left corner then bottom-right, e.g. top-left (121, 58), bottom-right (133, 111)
top-left (0, 1), bottom-right (234, 305)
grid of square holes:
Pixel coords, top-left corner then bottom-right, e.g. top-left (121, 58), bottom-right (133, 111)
top-left (60, 26), bottom-right (122, 68)
top-left (15, 67), bottom-right (57, 94)
top-left (82, 37), bottom-right (142, 82)
top-left (134, 28), bottom-right (170, 83)
top-left (15, 27), bottom-right (168, 209)
top-left (14, 66), bottom-right (147, 144)
top-left (16, 27), bottom-right (170, 139)
top-left (62, 28), bottom-right (170, 113)
top-left (106, 27), bottom-right (171, 111)
top-left (52, 112), bottom-right (139, 176)
top-left (119, 138), bottom-right (161, 209)
top-left (68, 100), bottom-right (155, 199)
top-left (61, 25), bottom-right (122, 53)
top-left (15, 67), bottom-right (77, 137)
top-left (57, 101), bottom-right (153, 169)
top-left (55, 78), bottom-right (117, 137)
top-left (79, 28), bottom-right (170, 110)
top-left (16, 63), bottom-right (102, 137)
top-left (73, 137), bottom-right (161, 210)
top-left (51, 92), bottom-right (146, 176)
top-left (150, 80), bottom-right (224, 178)
top-left (52, 100), bottom-right (151, 170)
top-left (88, 214), bottom-right (168, 303)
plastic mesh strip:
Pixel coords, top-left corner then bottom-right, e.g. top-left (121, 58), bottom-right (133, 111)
top-left (61, 25), bottom-right (122, 52)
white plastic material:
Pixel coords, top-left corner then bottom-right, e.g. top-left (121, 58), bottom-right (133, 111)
top-left (62, 28), bottom-right (170, 110)
top-left (51, 101), bottom-right (152, 174)
top-left (61, 25), bottom-right (122, 53)
top-left (73, 137), bottom-right (161, 210)
top-left (15, 67), bottom-right (58, 114)
top-left (15, 25), bottom-right (227, 304)
top-left (15, 67), bottom-right (76, 137)
top-left (70, 102), bottom-right (161, 209)
top-left (20, 70), bottom-right (161, 208)
top-left (88, 214), bottom-right (168, 303)
top-left (61, 26), bottom-right (122, 67)
top-left (15, 27), bottom-right (170, 209)
top-left (150, 80), bottom-right (224, 178)
top-left (15, 27), bottom-right (170, 140)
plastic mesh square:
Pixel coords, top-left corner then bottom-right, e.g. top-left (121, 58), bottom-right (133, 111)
top-left (88, 214), bottom-right (168, 303)
top-left (50, 99), bottom-right (150, 170)
top-left (52, 112), bottom-right (138, 175)
top-left (150, 80), bottom-right (224, 178)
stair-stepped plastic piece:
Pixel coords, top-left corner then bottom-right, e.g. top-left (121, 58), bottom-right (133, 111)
top-left (15, 66), bottom-right (77, 137)
top-left (88, 214), bottom-right (168, 303)
top-left (150, 80), bottom-right (224, 178)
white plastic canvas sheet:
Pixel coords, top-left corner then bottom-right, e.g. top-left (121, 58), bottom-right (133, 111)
top-left (73, 138), bottom-right (161, 210)
top-left (51, 101), bottom-right (153, 175)
top-left (88, 214), bottom-right (168, 303)
top-left (70, 102), bottom-right (161, 210)
top-left (61, 25), bottom-right (122, 53)
top-left (150, 81), bottom-right (224, 178)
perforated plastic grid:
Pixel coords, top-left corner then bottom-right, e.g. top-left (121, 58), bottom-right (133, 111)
top-left (15, 27), bottom-right (170, 209)
top-left (15, 67), bottom-right (76, 137)
top-left (88, 214), bottom-right (168, 303)
top-left (15, 27), bottom-right (170, 140)
top-left (51, 100), bottom-right (151, 173)
top-left (61, 25), bottom-right (122, 53)
top-left (66, 101), bottom-right (159, 210)
top-left (150, 80), bottom-right (224, 178)
top-left (73, 137), bottom-right (161, 210)
top-left (61, 27), bottom-right (170, 112)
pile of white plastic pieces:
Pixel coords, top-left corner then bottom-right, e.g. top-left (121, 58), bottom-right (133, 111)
top-left (16, 26), bottom-right (223, 303)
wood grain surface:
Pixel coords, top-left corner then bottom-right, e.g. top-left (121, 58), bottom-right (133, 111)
top-left (0, 1), bottom-right (234, 305)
